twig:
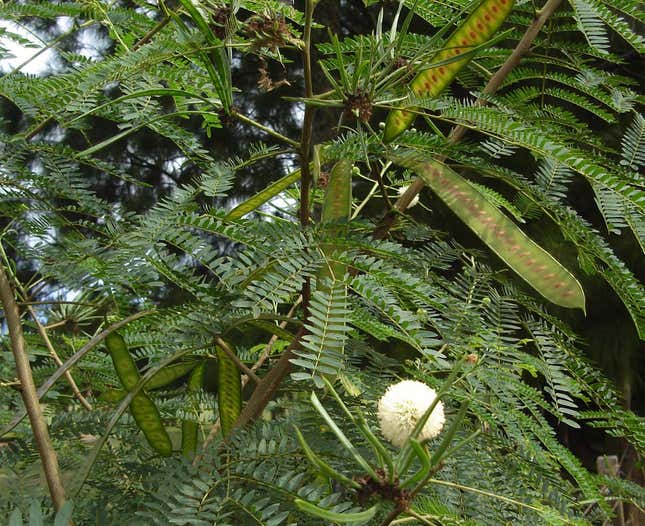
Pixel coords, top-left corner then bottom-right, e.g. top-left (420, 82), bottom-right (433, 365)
top-left (214, 336), bottom-right (261, 384)
top-left (298, 0), bottom-right (316, 229)
top-left (374, 0), bottom-right (564, 239)
top-left (232, 110), bottom-right (300, 148)
top-left (0, 310), bottom-right (153, 437)
top-left (250, 297), bottom-right (303, 374)
top-left (7, 268), bottom-right (93, 411)
top-left (27, 305), bottom-right (93, 411)
top-left (132, 16), bottom-right (171, 50)
top-left (0, 263), bottom-right (67, 509)
top-left (233, 326), bottom-right (305, 429)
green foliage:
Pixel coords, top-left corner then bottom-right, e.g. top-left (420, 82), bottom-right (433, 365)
top-left (0, 0), bottom-right (643, 523)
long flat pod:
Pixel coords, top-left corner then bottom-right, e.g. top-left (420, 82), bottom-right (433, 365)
top-left (181, 362), bottom-right (206, 457)
top-left (318, 159), bottom-right (353, 283)
top-left (400, 157), bottom-right (585, 310)
top-left (216, 343), bottom-right (242, 437)
top-left (105, 333), bottom-right (173, 456)
top-left (384, 0), bottom-right (515, 142)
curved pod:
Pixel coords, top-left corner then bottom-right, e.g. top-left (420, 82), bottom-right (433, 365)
top-left (414, 160), bottom-right (585, 310)
top-left (106, 332), bottom-right (173, 456)
top-left (384, 0), bottom-right (515, 142)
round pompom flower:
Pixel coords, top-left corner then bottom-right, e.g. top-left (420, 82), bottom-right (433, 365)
top-left (397, 185), bottom-right (420, 208)
top-left (377, 380), bottom-right (445, 447)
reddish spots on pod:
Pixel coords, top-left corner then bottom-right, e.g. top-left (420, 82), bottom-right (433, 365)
top-left (500, 0), bottom-right (507, 4)
top-left (554, 282), bottom-right (564, 289)
top-left (537, 265), bottom-right (547, 272)
top-left (431, 75), bottom-right (437, 82)
top-left (527, 259), bottom-right (536, 266)
top-left (455, 49), bottom-right (461, 55)
top-left (439, 67), bottom-right (445, 74)
top-left (477, 22), bottom-right (483, 30)
top-left (394, 118), bottom-right (400, 126)
top-left (469, 31), bottom-right (476, 39)
top-left (519, 252), bottom-right (529, 258)
top-left (462, 39), bottom-right (469, 46)
top-left (563, 291), bottom-right (573, 297)
top-left (510, 244), bottom-right (520, 251)
top-left (424, 81), bottom-right (431, 91)
top-left (492, 5), bottom-right (499, 12)
top-left (544, 273), bottom-right (555, 279)
top-left (484, 14), bottom-right (491, 21)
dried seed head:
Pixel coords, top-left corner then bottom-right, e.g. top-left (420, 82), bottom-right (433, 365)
top-left (211, 6), bottom-right (231, 39)
top-left (343, 90), bottom-right (373, 123)
top-left (245, 14), bottom-right (298, 52)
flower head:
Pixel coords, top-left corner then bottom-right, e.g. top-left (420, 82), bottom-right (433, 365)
top-left (377, 380), bottom-right (445, 447)
top-left (397, 185), bottom-right (420, 208)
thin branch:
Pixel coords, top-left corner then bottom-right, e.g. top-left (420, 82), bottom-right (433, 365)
top-left (298, 0), bottom-right (316, 229)
top-left (132, 16), bottom-right (171, 50)
top-left (231, 110), bottom-right (301, 148)
top-left (0, 263), bottom-right (67, 509)
top-left (426, 478), bottom-right (542, 512)
top-left (27, 305), bottom-right (93, 411)
top-left (6, 268), bottom-right (94, 411)
top-left (214, 336), bottom-right (261, 384)
top-left (233, 326), bottom-right (305, 429)
top-left (0, 310), bottom-right (153, 437)
top-left (374, 0), bottom-right (564, 239)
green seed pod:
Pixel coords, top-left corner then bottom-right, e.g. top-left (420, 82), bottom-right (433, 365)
top-left (408, 157), bottom-right (585, 310)
top-left (319, 159), bottom-right (353, 284)
top-left (384, 0), bottom-right (515, 142)
top-left (98, 389), bottom-right (127, 403)
top-left (216, 344), bottom-right (242, 438)
top-left (129, 394), bottom-right (173, 457)
top-left (106, 331), bottom-right (173, 456)
top-left (105, 332), bottom-right (138, 391)
top-left (181, 362), bottom-right (206, 458)
top-left (144, 361), bottom-right (198, 390)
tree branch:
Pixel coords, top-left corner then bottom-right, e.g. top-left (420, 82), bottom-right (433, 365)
top-left (0, 263), bottom-right (67, 510)
top-left (0, 310), bottom-right (153, 437)
top-left (233, 326), bottom-right (305, 429)
top-left (374, 0), bottom-right (564, 239)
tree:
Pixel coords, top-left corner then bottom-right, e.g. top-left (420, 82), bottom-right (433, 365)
top-left (0, 0), bottom-right (643, 524)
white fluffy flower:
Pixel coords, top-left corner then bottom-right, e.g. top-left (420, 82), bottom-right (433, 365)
top-left (377, 380), bottom-right (445, 448)
top-left (397, 185), bottom-right (419, 208)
